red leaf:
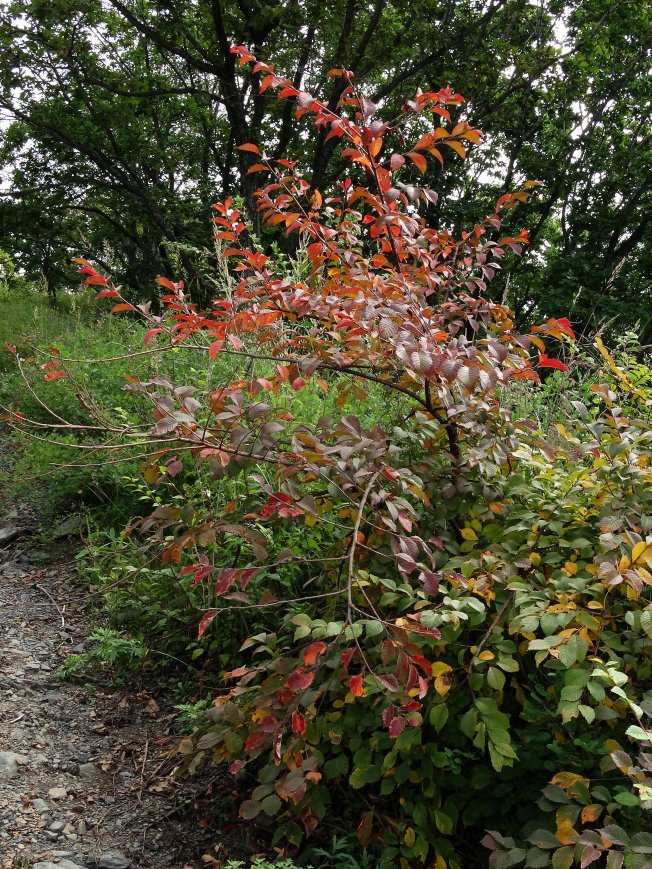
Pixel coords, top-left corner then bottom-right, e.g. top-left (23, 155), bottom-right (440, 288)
top-left (286, 667), bottom-right (315, 693)
top-left (341, 648), bottom-right (354, 670)
top-left (349, 674), bottom-right (364, 697)
top-left (244, 730), bottom-right (267, 752)
top-left (144, 328), bottom-right (164, 346)
top-left (44, 370), bottom-right (67, 381)
top-left (4, 343), bottom-right (16, 355)
top-left (83, 275), bottom-right (107, 287)
top-left (95, 289), bottom-right (120, 299)
top-left (236, 143), bottom-right (261, 154)
top-left (156, 276), bottom-right (177, 291)
top-left (209, 340), bottom-right (224, 360)
top-left (197, 609), bottom-right (218, 638)
top-left (214, 568), bottom-right (238, 596)
top-left (538, 352), bottom-right (569, 373)
top-left (166, 460), bottom-right (183, 477)
top-left (303, 641), bottom-right (327, 666)
top-left (111, 303), bottom-right (136, 314)
top-left (376, 674), bottom-right (400, 692)
top-left (389, 717), bottom-right (406, 738)
top-left (261, 493), bottom-right (304, 520)
top-left (291, 711), bottom-right (306, 736)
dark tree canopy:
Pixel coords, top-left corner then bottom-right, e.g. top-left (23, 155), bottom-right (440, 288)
top-left (0, 0), bottom-right (650, 334)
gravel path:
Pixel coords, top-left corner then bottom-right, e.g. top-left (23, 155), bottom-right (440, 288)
top-left (0, 506), bottom-right (230, 869)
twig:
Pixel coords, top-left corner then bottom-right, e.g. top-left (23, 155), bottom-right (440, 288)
top-left (137, 738), bottom-right (149, 803)
top-left (474, 591), bottom-right (515, 659)
top-left (35, 582), bottom-right (67, 630)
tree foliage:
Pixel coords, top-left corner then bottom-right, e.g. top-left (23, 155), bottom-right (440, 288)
top-left (0, 0), bottom-right (650, 331)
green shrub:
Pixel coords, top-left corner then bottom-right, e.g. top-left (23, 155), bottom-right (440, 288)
top-left (9, 48), bottom-right (652, 869)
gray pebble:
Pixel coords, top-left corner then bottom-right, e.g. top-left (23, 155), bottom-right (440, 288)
top-left (98, 851), bottom-right (131, 868)
top-left (0, 750), bottom-right (27, 780)
top-left (31, 797), bottom-right (50, 813)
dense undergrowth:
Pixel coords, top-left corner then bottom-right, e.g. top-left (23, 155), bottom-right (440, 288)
top-left (2, 54), bottom-right (652, 869)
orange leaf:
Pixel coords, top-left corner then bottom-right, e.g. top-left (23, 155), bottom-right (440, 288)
top-left (349, 674), bottom-right (364, 697)
top-left (303, 641), bottom-right (327, 666)
top-left (369, 137), bottom-right (383, 158)
top-left (406, 152), bottom-right (427, 174)
top-left (444, 140), bottom-right (467, 159)
top-left (247, 163), bottom-right (270, 174)
top-left (236, 143), bottom-right (261, 154)
top-left (111, 303), bottom-right (136, 313)
top-left (428, 147), bottom-right (444, 166)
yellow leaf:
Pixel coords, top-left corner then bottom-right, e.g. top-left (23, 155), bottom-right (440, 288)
top-left (564, 561), bottom-right (578, 576)
top-left (632, 541), bottom-right (652, 564)
top-left (581, 804), bottom-right (602, 823)
top-left (404, 827), bottom-right (416, 848)
top-left (488, 501), bottom-right (505, 515)
top-left (529, 552), bottom-right (541, 566)
top-left (550, 771), bottom-right (588, 790)
top-left (432, 662), bottom-right (453, 676)
top-left (478, 651), bottom-right (494, 661)
top-left (461, 527), bottom-right (478, 541)
top-left (555, 819), bottom-right (579, 845)
top-left (619, 555), bottom-right (631, 572)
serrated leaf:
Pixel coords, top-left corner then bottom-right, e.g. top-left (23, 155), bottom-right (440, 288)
top-left (487, 667), bottom-right (506, 691)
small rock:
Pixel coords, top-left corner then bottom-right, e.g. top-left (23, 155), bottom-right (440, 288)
top-left (77, 819), bottom-right (87, 834)
top-left (98, 851), bottom-right (131, 869)
top-left (26, 549), bottom-right (51, 563)
top-left (48, 785), bottom-right (68, 800)
top-left (0, 750), bottom-right (28, 780)
top-left (33, 862), bottom-right (87, 869)
top-left (49, 819), bottom-right (65, 833)
top-left (0, 525), bottom-right (27, 546)
top-left (77, 762), bottom-right (100, 780)
top-left (54, 514), bottom-right (83, 538)
top-left (31, 798), bottom-right (50, 813)
top-left (45, 830), bottom-right (60, 841)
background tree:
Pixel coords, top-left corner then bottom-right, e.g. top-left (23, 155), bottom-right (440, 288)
top-left (0, 0), bottom-right (649, 335)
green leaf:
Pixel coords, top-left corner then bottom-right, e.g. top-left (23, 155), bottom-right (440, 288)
top-left (613, 790), bottom-right (639, 806)
top-left (558, 642), bottom-right (577, 668)
top-left (626, 725), bottom-right (652, 741)
top-left (434, 809), bottom-right (453, 835)
top-left (578, 704), bottom-right (595, 723)
top-left (261, 793), bottom-right (282, 815)
top-left (487, 667), bottom-right (506, 691)
top-left (551, 846), bottom-right (574, 869)
top-left (528, 829), bottom-right (562, 849)
top-left (429, 704), bottom-right (449, 733)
